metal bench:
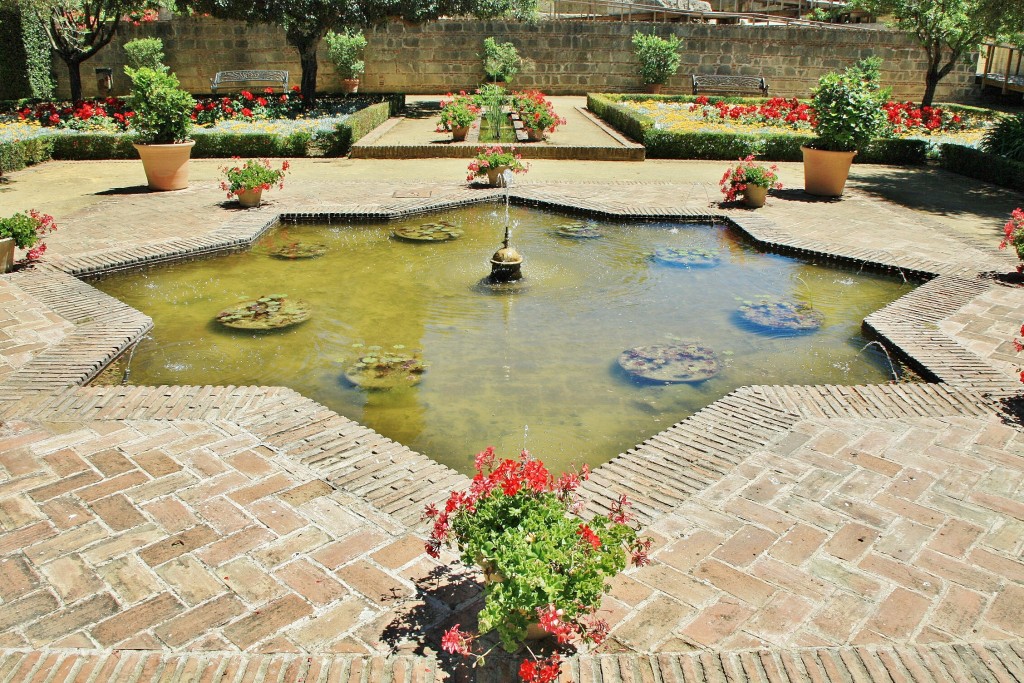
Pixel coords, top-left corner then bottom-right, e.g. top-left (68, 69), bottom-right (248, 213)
top-left (211, 70), bottom-right (289, 94)
top-left (692, 74), bottom-right (769, 97)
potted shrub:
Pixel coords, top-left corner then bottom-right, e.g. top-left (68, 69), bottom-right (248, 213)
top-left (325, 29), bottom-right (367, 94)
top-left (466, 145), bottom-right (528, 186)
top-left (719, 155), bottom-right (783, 208)
top-left (631, 32), bottom-right (682, 94)
top-left (126, 66), bottom-right (196, 191)
top-left (437, 92), bottom-right (481, 142)
top-left (511, 90), bottom-right (566, 141)
top-left (0, 209), bottom-right (57, 272)
top-left (803, 57), bottom-right (888, 197)
top-left (427, 448), bottom-right (652, 682)
top-left (219, 158), bottom-right (291, 208)
top-left (123, 37), bottom-right (166, 71)
top-left (999, 207), bottom-right (1024, 270)
top-left (482, 37), bottom-right (521, 86)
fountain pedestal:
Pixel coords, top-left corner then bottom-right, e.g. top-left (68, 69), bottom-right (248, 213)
top-left (489, 245), bottom-right (523, 282)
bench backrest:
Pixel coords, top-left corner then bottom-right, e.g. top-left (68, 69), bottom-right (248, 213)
top-left (692, 74), bottom-right (769, 96)
top-left (211, 70), bottom-right (289, 93)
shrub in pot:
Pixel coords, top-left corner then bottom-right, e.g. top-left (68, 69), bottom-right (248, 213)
top-left (325, 29), bottom-right (367, 94)
top-left (803, 57), bottom-right (888, 196)
top-left (482, 37), bottom-right (521, 85)
top-left (631, 32), bottom-right (682, 93)
top-left (0, 209), bottom-right (56, 272)
top-left (126, 66), bottom-right (195, 191)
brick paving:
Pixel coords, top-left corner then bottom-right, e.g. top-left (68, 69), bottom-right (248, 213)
top-left (0, 143), bottom-right (1022, 681)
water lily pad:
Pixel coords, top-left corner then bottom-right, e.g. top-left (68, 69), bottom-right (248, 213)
top-left (343, 347), bottom-right (427, 389)
top-left (652, 247), bottom-right (721, 268)
top-left (618, 342), bottom-right (721, 383)
top-left (392, 221), bottom-right (464, 242)
top-left (554, 222), bottom-right (601, 239)
top-left (269, 241), bottom-right (328, 259)
top-left (216, 294), bottom-right (311, 330)
top-left (738, 299), bottom-right (824, 331)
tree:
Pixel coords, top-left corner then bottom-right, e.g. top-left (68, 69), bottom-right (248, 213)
top-left (851, 0), bottom-right (1024, 106)
top-left (19, 0), bottom-right (156, 101)
top-left (181, 0), bottom-right (538, 104)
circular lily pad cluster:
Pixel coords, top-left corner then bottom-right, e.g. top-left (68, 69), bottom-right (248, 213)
top-left (738, 299), bottom-right (824, 332)
top-left (215, 294), bottom-right (311, 330)
top-left (618, 342), bottom-right (721, 383)
top-left (554, 222), bottom-right (601, 239)
top-left (392, 221), bottom-right (464, 242)
top-left (344, 345), bottom-right (427, 389)
top-left (652, 247), bottom-right (721, 268)
top-left (269, 241), bottom-right (328, 259)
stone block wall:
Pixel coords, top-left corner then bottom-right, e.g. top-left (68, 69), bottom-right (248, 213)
top-left (60, 17), bottom-right (977, 102)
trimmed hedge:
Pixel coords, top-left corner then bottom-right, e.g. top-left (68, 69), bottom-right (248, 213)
top-left (589, 92), bottom-right (928, 164)
top-left (938, 144), bottom-right (1024, 193)
top-left (0, 94), bottom-right (405, 172)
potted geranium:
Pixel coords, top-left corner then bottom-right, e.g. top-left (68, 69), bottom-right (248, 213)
top-left (427, 448), bottom-right (652, 682)
top-left (219, 158), bottom-right (291, 208)
top-left (719, 155), bottom-right (783, 208)
top-left (631, 32), bottom-right (682, 94)
top-left (999, 207), bottom-right (1024, 269)
top-left (437, 92), bottom-right (481, 142)
top-left (325, 29), bottom-right (367, 94)
top-left (467, 145), bottom-right (528, 186)
top-left (803, 58), bottom-right (888, 197)
top-left (0, 209), bottom-right (57, 272)
top-left (512, 91), bottom-right (566, 141)
top-left (127, 66), bottom-right (196, 191)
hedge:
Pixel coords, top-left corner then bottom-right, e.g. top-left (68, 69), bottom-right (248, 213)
top-left (938, 144), bottom-right (1024, 193)
top-left (0, 94), bottom-right (405, 172)
top-left (588, 92), bottom-right (928, 165)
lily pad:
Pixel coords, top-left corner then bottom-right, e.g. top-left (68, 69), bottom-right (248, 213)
top-left (343, 346), bottom-right (428, 389)
top-left (216, 294), bottom-right (311, 330)
top-left (618, 342), bottom-right (721, 383)
top-left (392, 221), bottom-right (464, 242)
top-left (738, 299), bottom-right (824, 332)
top-left (269, 241), bottom-right (328, 259)
top-left (554, 222), bottom-right (601, 239)
top-left (652, 247), bottom-right (721, 268)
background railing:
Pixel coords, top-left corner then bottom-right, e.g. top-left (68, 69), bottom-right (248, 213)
top-left (542, 0), bottom-right (875, 28)
top-left (980, 42), bottom-right (1024, 95)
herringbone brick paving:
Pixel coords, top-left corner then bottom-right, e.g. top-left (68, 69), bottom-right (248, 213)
top-left (0, 155), bottom-right (1022, 681)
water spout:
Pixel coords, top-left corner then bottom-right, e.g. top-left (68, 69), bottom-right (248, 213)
top-left (860, 340), bottom-right (899, 382)
top-left (488, 169), bottom-right (524, 283)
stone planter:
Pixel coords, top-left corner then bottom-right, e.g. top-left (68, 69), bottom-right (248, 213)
top-left (235, 188), bottom-right (263, 208)
top-left (0, 237), bottom-right (14, 273)
top-left (802, 145), bottom-right (857, 197)
top-left (133, 141), bottom-right (195, 191)
top-left (742, 185), bottom-right (768, 208)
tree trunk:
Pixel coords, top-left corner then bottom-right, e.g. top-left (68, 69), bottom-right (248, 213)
top-left (66, 57), bottom-right (84, 101)
top-left (289, 33), bottom-right (321, 107)
top-left (921, 68), bottom-right (940, 108)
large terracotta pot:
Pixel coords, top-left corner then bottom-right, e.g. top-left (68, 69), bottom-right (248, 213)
top-left (742, 185), bottom-right (768, 208)
top-left (341, 78), bottom-right (360, 94)
top-left (133, 141), bottom-right (195, 191)
top-left (802, 145), bottom-right (856, 197)
top-left (646, 83), bottom-right (664, 94)
top-left (0, 237), bottom-right (14, 273)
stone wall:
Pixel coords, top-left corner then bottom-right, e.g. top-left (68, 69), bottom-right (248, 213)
top-left (61, 17), bottom-right (977, 102)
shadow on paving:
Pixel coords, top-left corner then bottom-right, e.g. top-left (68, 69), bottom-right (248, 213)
top-left (95, 185), bottom-right (153, 195)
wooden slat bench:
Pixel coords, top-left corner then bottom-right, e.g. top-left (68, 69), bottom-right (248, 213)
top-left (692, 74), bottom-right (769, 97)
top-left (211, 70), bottom-right (289, 94)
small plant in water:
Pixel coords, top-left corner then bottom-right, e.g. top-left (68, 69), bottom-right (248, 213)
top-left (466, 145), bottom-right (528, 183)
top-left (427, 448), bottom-right (652, 682)
top-left (719, 155), bottom-right (782, 202)
top-left (999, 207), bottom-right (1024, 269)
top-left (219, 157), bottom-right (291, 198)
top-left (0, 209), bottom-right (57, 262)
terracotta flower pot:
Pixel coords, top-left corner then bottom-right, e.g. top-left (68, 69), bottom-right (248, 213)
top-left (235, 188), bottom-right (263, 208)
top-left (451, 126), bottom-right (469, 142)
top-left (646, 83), bottom-right (664, 94)
top-left (802, 145), bottom-right (856, 197)
top-left (133, 141), bottom-right (195, 191)
top-left (525, 127), bottom-right (545, 142)
top-left (485, 165), bottom-right (511, 187)
top-left (742, 185), bottom-right (768, 208)
top-left (0, 237), bottom-right (14, 273)
top-left (341, 78), bottom-right (360, 94)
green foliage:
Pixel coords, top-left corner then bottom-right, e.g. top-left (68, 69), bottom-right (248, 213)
top-left (0, 6), bottom-right (31, 100)
top-left (324, 29), bottom-right (366, 80)
top-left (126, 67), bottom-right (195, 144)
top-left (809, 58), bottom-right (889, 152)
top-left (630, 32), bottom-right (682, 86)
top-left (0, 136), bottom-right (54, 172)
top-left (20, 5), bottom-right (54, 100)
top-left (123, 37), bottom-right (165, 71)
top-left (981, 114), bottom-right (1024, 163)
top-left (0, 210), bottom-right (49, 249)
top-left (939, 143), bottom-right (1024, 193)
top-left (476, 83), bottom-right (508, 139)
top-left (482, 36), bottom-right (521, 83)
top-left (48, 133), bottom-right (137, 159)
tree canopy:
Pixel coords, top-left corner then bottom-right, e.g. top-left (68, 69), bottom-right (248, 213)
top-left (181, 0), bottom-right (538, 102)
top-left (851, 0), bottom-right (1024, 106)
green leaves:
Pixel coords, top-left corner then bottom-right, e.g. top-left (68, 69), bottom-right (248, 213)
top-left (631, 32), bottom-right (682, 86)
top-left (810, 59), bottom-right (887, 152)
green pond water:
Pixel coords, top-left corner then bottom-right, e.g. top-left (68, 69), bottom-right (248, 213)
top-left (91, 205), bottom-right (913, 474)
